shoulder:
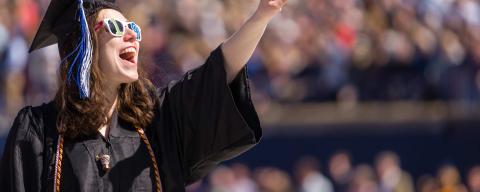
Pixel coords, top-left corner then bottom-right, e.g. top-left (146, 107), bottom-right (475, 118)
top-left (8, 102), bottom-right (56, 143)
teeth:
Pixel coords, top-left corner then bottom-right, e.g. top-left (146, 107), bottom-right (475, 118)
top-left (120, 47), bottom-right (136, 54)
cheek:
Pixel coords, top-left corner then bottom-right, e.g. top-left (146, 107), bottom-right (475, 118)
top-left (97, 39), bottom-right (117, 71)
top-left (97, 48), bottom-right (115, 74)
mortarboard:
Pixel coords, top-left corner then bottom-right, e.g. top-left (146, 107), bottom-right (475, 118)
top-left (30, 0), bottom-right (116, 99)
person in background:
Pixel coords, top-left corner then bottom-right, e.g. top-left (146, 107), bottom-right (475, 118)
top-left (209, 166), bottom-right (236, 192)
top-left (467, 166), bottom-right (480, 192)
top-left (230, 163), bottom-right (258, 192)
top-left (416, 174), bottom-right (440, 192)
top-left (294, 155), bottom-right (334, 192)
top-left (375, 151), bottom-right (414, 192)
top-left (349, 164), bottom-right (379, 192)
top-left (329, 150), bottom-right (354, 192)
top-left (255, 167), bottom-right (294, 192)
top-left (437, 164), bottom-right (468, 192)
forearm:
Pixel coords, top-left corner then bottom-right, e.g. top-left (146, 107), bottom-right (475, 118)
top-left (221, 15), bottom-right (271, 83)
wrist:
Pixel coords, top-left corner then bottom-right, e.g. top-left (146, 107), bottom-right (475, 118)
top-left (250, 11), bottom-right (275, 24)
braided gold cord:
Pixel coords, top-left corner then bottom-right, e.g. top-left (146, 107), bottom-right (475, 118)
top-left (135, 127), bottom-right (163, 192)
top-left (54, 135), bottom-right (64, 192)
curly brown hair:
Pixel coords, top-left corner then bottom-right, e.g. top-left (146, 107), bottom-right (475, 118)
top-left (55, 5), bottom-right (157, 139)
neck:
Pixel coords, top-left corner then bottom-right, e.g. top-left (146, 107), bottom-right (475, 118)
top-left (104, 83), bottom-right (119, 117)
top-left (98, 82), bottom-right (119, 137)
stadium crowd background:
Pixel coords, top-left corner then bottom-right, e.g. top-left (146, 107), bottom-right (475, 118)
top-left (1, 0), bottom-right (480, 191)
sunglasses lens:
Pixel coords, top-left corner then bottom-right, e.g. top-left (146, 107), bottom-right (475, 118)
top-left (114, 20), bottom-right (124, 35)
top-left (128, 23), bottom-right (142, 41)
top-left (106, 19), bottom-right (124, 36)
top-left (106, 20), bottom-right (117, 34)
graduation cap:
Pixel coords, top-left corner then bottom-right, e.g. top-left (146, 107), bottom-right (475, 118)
top-left (30, 0), bottom-right (117, 99)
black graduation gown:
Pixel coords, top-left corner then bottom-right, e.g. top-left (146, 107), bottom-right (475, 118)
top-left (0, 46), bottom-right (262, 192)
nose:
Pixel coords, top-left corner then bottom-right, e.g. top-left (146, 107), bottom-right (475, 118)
top-left (123, 28), bottom-right (137, 42)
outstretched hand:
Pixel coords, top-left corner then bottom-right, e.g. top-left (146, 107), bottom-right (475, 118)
top-left (254, 0), bottom-right (288, 21)
top-left (222, 0), bottom-right (288, 82)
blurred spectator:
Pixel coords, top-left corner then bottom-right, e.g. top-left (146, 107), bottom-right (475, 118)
top-left (375, 151), bottom-right (414, 192)
top-left (14, 0), bottom-right (40, 40)
top-left (3, 31), bottom-right (28, 117)
top-left (467, 166), bottom-right (480, 192)
top-left (203, 163), bottom-right (258, 192)
top-left (255, 167), bottom-right (294, 192)
top-left (230, 163), bottom-right (258, 192)
top-left (0, 13), bottom-right (9, 117)
top-left (294, 156), bottom-right (334, 192)
top-left (328, 151), bottom-right (354, 192)
top-left (437, 164), bottom-right (468, 192)
top-left (417, 174), bottom-right (440, 192)
top-left (25, 45), bottom-right (59, 106)
top-left (207, 165), bottom-right (261, 192)
top-left (349, 164), bottom-right (379, 192)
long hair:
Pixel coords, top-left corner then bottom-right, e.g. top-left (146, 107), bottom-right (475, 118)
top-left (55, 6), bottom-right (157, 139)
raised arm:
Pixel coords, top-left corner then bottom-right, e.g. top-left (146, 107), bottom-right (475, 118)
top-left (221, 0), bottom-right (288, 83)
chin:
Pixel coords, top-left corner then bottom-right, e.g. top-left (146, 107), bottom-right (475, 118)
top-left (125, 74), bottom-right (139, 83)
top-left (118, 72), bottom-right (139, 84)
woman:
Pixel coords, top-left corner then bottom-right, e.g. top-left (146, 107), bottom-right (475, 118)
top-left (0, 0), bottom-right (287, 191)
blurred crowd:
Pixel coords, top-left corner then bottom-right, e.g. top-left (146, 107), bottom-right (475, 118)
top-left (1, 0), bottom-right (480, 126)
top-left (188, 150), bottom-right (480, 192)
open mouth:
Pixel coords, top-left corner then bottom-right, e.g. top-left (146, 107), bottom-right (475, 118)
top-left (119, 47), bottom-right (136, 64)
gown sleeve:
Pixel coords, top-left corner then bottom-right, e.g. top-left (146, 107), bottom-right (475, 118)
top-left (0, 107), bottom-right (44, 192)
top-left (157, 45), bottom-right (262, 184)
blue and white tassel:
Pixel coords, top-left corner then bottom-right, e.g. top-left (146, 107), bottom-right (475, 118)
top-left (63, 0), bottom-right (93, 99)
